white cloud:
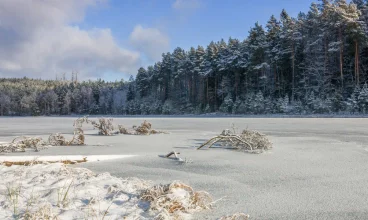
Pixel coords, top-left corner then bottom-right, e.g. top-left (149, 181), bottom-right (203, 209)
top-left (129, 25), bottom-right (170, 62)
top-left (172, 0), bottom-right (201, 11)
top-left (0, 0), bottom-right (140, 79)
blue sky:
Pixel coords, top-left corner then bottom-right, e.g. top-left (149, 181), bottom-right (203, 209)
top-left (0, 0), bottom-right (318, 81)
top-left (82, 0), bottom-right (316, 80)
top-left (84, 0), bottom-right (314, 51)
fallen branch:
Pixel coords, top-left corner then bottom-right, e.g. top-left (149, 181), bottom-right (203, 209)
top-left (198, 128), bottom-right (272, 153)
top-left (165, 151), bottom-right (181, 159)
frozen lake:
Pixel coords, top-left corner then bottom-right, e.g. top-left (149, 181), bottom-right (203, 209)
top-left (1, 117), bottom-right (368, 219)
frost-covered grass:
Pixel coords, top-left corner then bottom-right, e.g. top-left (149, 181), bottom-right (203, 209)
top-left (0, 163), bottom-right (213, 220)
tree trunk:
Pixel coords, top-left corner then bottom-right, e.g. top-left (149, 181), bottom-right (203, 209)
top-left (324, 37), bottom-right (328, 85)
top-left (274, 64), bottom-right (277, 92)
top-left (292, 42), bottom-right (295, 101)
top-left (355, 41), bottom-right (359, 85)
top-left (215, 76), bottom-right (218, 110)
top-left (339, 27), bottom-right (344, 89)
top-left (206, 77), bottom-right (209, 105)
top-left (235, 71), bottom-right (239, 98)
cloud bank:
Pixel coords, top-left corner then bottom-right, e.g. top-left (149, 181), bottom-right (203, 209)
top-left (0, 0), bottom-right (140, 79)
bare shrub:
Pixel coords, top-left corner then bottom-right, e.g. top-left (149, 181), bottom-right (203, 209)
top-left (240, 130), bottom-right (272, 151)
top-left (140, 181), bottom-right (212, 217)
top-left (90, 118), bottom-right (115, 136)
top-left (133, 120), bottom-right (153, 135)
top-left (118, 120), bottom-right (167, 135)
top-left (71, 128), bottom-right (85, 145)
top-left (0, 136), bottom-right (47, 153)
top-left (117, 125), bottom-right (130, 134)
top-left (48, 133), bottom-right (67, 146)
top-left (48, 131), bottom-right (84, 146)
top-left (74, 116), bottom-right (115, 136)
top-left (198, 128), bottom-right (272, 153)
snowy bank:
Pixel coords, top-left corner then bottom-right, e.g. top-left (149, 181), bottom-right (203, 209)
top-left (0, 163), bottom-right (212, 219)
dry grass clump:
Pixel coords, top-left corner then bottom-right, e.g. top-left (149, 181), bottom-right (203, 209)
top-left (21, 204), bottom-right (59, 220)
top-left (118, 120), bottom-right (167, 135)
top-left (1, 131), bottom-right (85, 154)
top-left (48, 131), bottom-right (84, 146)
top-left (133, 120), bottom-right (154, 135)
top-left (198, 128), bottom-right (272, 153)
top-left (219, 213), bottom-right (250, 220)
top-left (140, 181), bottom-right (212, 217)
top-left (48, 133), bottom-right (67, 146)
top-left (0, 136), bottom-right (47, 153)
top-left (90, 118), bottom-right (115, 136)
top-left (117, 125), bottom-right (130, 134)
top-left (240, 130), bottom-right (272, 151)
top-left (75, 116), bottom-right (167, 136)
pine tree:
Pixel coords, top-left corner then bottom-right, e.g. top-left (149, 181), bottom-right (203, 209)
top-left (358, 83), bottom-right (368, 112)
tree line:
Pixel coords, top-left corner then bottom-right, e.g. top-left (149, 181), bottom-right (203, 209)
top-left (1, 0), bottom-right (368, 116)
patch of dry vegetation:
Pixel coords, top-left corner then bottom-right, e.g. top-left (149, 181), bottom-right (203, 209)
top-left (198, 128), bottom-right (272, 153)
top-left (74, 116), bottom-right (115, 136)
top-left (21, 204), bottom-right (59, 220)
top-left (74, 116), bottom-right (116, 136)
top-left (90, 118), bottom-right (115, 136)
top-left (0, 163), bottom-right (211, 219)
top-left (1, 117), bottom-right (167, 155)
top-left (48, 131), bottom-right (85, 146)
top-left (140, 181), bottom-right (212, 218)
top-left (219, 213), bottom-right (250, 220)
top-left (1, 131), bottom-right (85, 155)
top-left (1, 158), bottom-right (87, 167)
top-left (0, 136), bottom-right (47, 154)
top-left (74, 116), bottom-right (167, 136)
top-left (118, 120), bottom-right (167, 135)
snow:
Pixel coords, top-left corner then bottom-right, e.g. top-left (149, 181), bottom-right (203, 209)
top-left (0, 163), bottom-right (152, 219)
top-left (2, 117), bottom-right (368, 219)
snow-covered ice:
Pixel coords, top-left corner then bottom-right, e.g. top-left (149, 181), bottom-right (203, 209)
top-left (1, 117), bottom-right (368, 219)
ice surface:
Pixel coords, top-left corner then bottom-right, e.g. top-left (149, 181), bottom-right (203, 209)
top-left (1, 117), bottom-right (368, 219)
